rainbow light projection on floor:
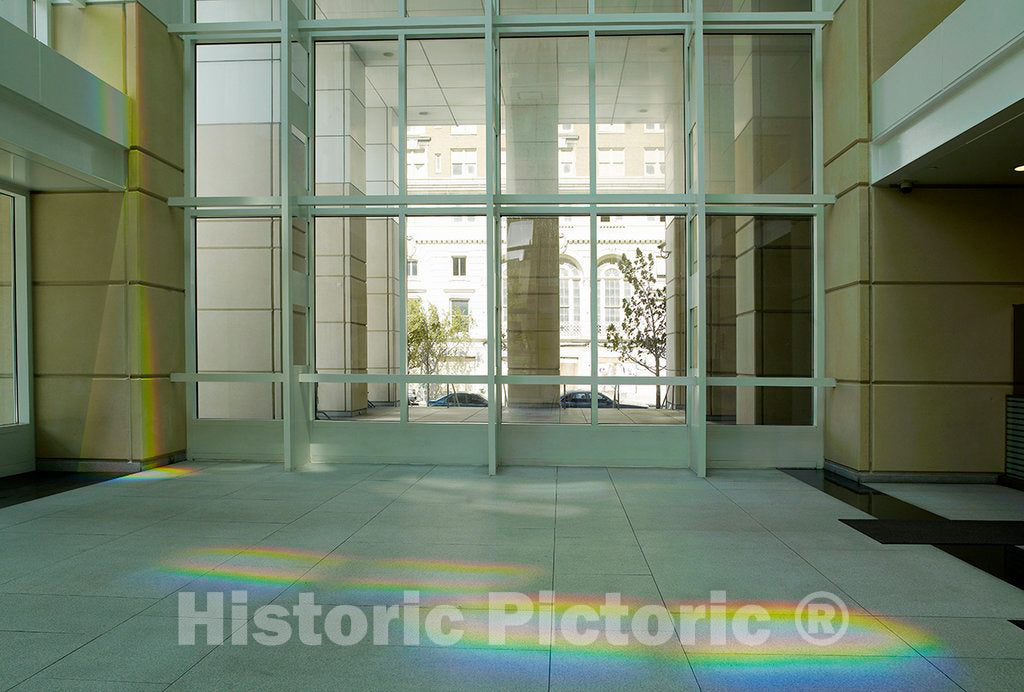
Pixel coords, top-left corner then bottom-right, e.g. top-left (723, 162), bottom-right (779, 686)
top-left (163, 547), bottom-right (539, 597)
top-left (161, 545), bottom-right (947, 679)
top-left (110, 465), bottom-right (198, 482)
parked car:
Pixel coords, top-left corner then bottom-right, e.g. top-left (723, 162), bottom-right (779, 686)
top-left (428, 392), bottom-right (488, 407)
top-left (559, 391), bottom-right (648, 409)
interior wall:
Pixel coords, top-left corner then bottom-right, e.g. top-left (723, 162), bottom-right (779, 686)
top-left (868, 189), bottom-right (1024, 473)
top-left (823, 0), bottom-right (1024, 475)
top-left (868, 0), bottom-right (966, 78)
top-left (31, 3), bottom-right (186, 468)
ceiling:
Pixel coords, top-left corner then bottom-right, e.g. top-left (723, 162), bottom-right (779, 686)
top-left (312, 1), bottom-right (690, 18)
top-left (345, 34), bottom-right (684, 128)
top-left (879, 100), bottom-right (1024, 187)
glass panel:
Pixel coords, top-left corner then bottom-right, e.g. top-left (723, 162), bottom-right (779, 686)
top-left (314, 217), bottom-right (400, 420)
top-left (704, 0), bottom-right (812, 11)
top-left (408, 39), bottom-right (486, 196)
top-left (195, 0), bottom-right (278, 22)
top-left (596, 0), bottom-right (683, 13)
top-left (501, 37), bottom-right (590, 195)
top-left (315, 41), bottom-right (399, 196)
top-left (704, 34), bottom-right (812, 195)
top-left (409, 383), bottom-right (489, 423)
top-left (196, 44), bottom-right (280, 197)
top-left (291, 216), bottom-right (310, 367)
top-left (501, 216), bottom-right (590, 424)
top-left (502, 384), bottom-right (592, 424)
top-left (708, 387), bottom-right (813, 425)
top-left (706, 215), bottom-right (812, 382)
top-left (596, 385), bottom-right (685, 424)
top-left (196, 219), bottom-right (282, 399)
top-left (501, 0), bottom-right (587, 14)
top-left (595, 216), bottom-right (687, 421)
top-left (0, 0), bottom-right (31, 32)
top-left (407, 216), bottom-right (487, 378)
top-left (313, 214), bottom-right (397, 421)
top-left (596, 35), bottom-right (684, 194)
top-left (312, 0), bottom-right (398, 19)
top-left (0, 194), bottom-right (14, 425)
top-left (408, 0), bottom-right (485, 16)
top-left (316, 383), bottom-right (399, 421)
top-left (289, 41), bottom-right (310, 196)
top-left (197, 383), bottom-right (283, 420)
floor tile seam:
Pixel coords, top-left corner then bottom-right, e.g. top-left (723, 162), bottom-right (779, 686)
top-left (604, 468), bottom-right (703, 691)
top-left (16, 589), bottom-right (168, 687)
top-left (139, 494), bottom-right (368, 617)
top-left (162, 465), bottom-right (446, 689)
top-left (713, 475), bottom-right (877, 617)
top-left (0, 528), bottom-right (145, 588)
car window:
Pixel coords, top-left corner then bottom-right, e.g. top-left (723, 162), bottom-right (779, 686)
top-left (599, 393), bottom-right (613, 404)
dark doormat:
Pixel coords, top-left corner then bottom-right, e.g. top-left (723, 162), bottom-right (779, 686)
top-left (841, 519), bottom-right (1024, 545)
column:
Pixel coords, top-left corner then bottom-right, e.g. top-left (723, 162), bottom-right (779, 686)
top-left (313, 43), bottom-right (369, 415)
top-left (504, 103), bottom-right (560, 407)
top-left (32, 3), bottom-right (185, 469)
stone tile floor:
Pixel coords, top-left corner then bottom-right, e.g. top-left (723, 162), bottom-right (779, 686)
top-left (0, 463), bottom-right (1023, 690)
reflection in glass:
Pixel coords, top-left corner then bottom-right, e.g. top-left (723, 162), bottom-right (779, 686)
top-left (316, 383), bottom-right (399, 421)
top-left (195, 44), bottom-right (280, 197)
top-left (409, 384), bottom-right (488, 424)
top-left (704, 34), bottom-right (812, 195)
top-left (595, 35), bottom-right (684, 193)
top-left (597, 0), bottom-right (682, 11)
top-left (0, 194), bottom-right (14, 425)
top-left (315, 41), bottom-right (399, 196)
top-left (195, 0), bottom-right (277, 23)
top-left (408, 0), bottom-right (484, 16)
top-left (708, 387), bottom-right (813, 426)
top-left (408, 39), bottom-right (486, 195)
top-left (596, 386), bottom-right (685, 424)
top-left (197, 383), bottom-right (284, 420)
top-left (501, 37), bottom-right (590, 195)
top-left (314, 218), bottom-right (400, 419)
top-left (195, 218), bottom-right (282, 419)
top-left (704, 0), bottom-right (811, 10)
top-left (501, 217), bottom-right (589, 423)
top-left (707, 216), bottom-right (813, 424)
top-left (311, 0), bottom-right (398, 19)
top-left (501, 0), bottom-right (587, 14)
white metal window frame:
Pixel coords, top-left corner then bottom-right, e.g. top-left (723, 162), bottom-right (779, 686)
top-left (0, 186), bottom-right (36, 474)
top-left (169, 0), bottom-right (836, 475)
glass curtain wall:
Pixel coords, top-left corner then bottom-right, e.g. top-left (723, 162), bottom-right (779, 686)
top-left (181, 0), bottom-right (828, 469)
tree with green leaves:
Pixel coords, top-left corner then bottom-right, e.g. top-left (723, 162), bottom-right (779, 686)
top-left (406, 299), bottom-right (472, 401)
top-left (604, 248), bottom-right (668, 408)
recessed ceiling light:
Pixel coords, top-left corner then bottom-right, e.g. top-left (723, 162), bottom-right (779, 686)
top-left (419, 111), bottom-right (429, 116)
top-left (383, 51), bottom-right (394, 57)
top-left (1015, 164), bottom-right (1024, 172)
top-left (638, 108), bottom-right (648, 113)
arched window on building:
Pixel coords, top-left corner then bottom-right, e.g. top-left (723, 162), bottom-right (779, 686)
top-left (559, 260), bottom-right (582, 336)
top-left (599, 261), bottom-right (625, 329)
